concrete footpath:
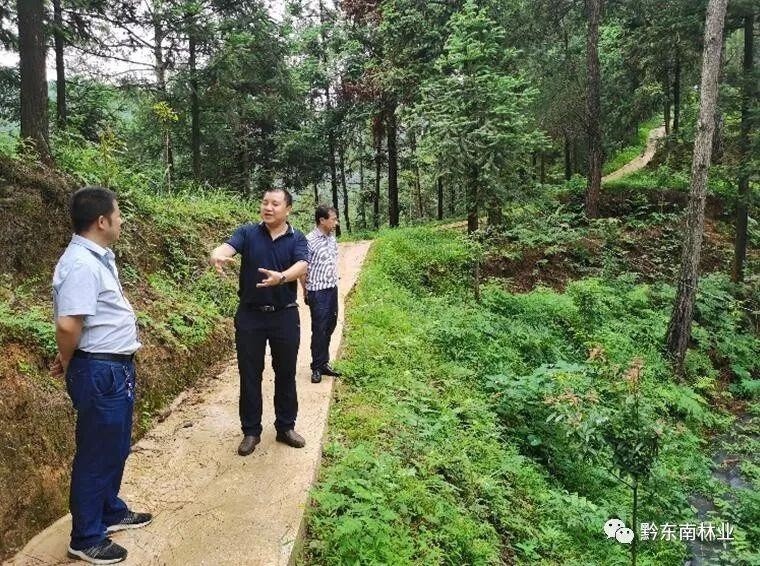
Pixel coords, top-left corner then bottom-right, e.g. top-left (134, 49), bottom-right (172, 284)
top-left (7, 240), bottom-right (372, 566)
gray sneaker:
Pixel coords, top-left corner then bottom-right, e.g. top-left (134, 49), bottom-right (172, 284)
top-left (67, 539), bottom-right (127, 564)
top-left (106, 511), bottom-right (152, 533)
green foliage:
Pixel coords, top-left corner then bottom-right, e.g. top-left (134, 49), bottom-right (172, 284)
top-left (603, 164), bottom-right (691, 191)
top-left (693, 273), bottom-right (759, 386)
top-left (414, 0), bottom-right (546, 214)
top-left (62, 78), bottom-right (127, 143)
top-left (0, 129), bottom-right (16, 155)
top-left (0, 301), bottom-right (56, 355)
top-left (371, 227), bottom-right (475, 296)
top-left (152, 101), bottom-right (179, 125)
top-left (307, 226), bottom-right (753, 565)
top-left (0, 66), bottom-right (19, 124)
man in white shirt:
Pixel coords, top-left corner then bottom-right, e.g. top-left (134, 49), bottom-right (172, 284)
top-left (52, 186), bottom-right (151, 564)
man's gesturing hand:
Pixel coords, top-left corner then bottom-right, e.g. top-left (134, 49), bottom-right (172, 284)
top-left (209, 243), bottom-right (237, 277)
top-left (257, 268), bottom-right (285, 287)
top-left (210, 255), bottom-right (236, 276)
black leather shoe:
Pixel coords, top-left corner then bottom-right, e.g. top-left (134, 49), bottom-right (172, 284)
top-left (237, 435), bottom-right (260, 456)
top-left (276, 429), bottom-right (306, 448)
top-left (320, 364), bottom-right (342, 377)
top-left (311, 369), bottom-right (322, 383)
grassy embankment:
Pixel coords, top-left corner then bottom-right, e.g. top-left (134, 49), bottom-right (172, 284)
top-left (304, 211), bottom-right (757, 564)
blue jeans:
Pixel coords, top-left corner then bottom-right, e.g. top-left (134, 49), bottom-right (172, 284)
top-left (308, 287), bottom-right (338, 371)
top-left (65, 357), bottom-right (135, 550)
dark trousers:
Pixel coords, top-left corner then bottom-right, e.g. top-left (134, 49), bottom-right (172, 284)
top-left (235, 307), bottom-right (300, 436)
top-left (65, 357), bottom-right (134, 550)
top-left (308, 287), bottom-right (338, 371)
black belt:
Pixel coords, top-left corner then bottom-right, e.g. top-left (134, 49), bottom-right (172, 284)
top-left (74, 350), bottom-right (135, 363)
top-left (241, 302), bottom-right (298, 313)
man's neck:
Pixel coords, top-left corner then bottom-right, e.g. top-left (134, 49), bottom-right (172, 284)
top-left (266, 221), bottom-right (288, 237)
top-left (78, 231), bottom-right (111, 250)
top-left (317, 225), bottom-right (331, 236)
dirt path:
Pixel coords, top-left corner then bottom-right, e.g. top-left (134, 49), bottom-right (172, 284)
top-left (602, 125), bottom-right (666, 183)
top-left (7, 241), bottom-right (372, 566)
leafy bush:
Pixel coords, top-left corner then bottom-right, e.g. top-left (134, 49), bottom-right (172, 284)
top-left (0, 302), bottom-right (56, 355)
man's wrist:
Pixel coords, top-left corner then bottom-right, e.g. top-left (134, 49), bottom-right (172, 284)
top-left (279, 272), bottom-right (287, 285)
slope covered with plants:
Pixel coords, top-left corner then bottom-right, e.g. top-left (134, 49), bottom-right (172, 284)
top-left (305, 221), bottom-right (758, 565)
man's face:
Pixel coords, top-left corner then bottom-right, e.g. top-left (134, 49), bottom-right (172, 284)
top-left (260, 190), bottom-right (290, 226)
top-left (320, 211), bottom-right (339, 233)
top-left (104, 200), bottom-right (123, 243)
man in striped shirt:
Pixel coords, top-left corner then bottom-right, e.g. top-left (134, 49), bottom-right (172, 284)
top-left (300, 205), bottom-right (341, 384)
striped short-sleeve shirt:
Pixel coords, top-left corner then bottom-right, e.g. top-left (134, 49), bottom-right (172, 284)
top-left (305, 228), bottom-right (338, 291)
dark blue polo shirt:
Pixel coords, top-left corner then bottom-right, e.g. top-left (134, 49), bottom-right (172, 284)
top-left (227, 222), bottom-right (309, 308)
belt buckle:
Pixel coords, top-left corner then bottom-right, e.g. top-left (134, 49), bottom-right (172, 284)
top-left (261, 305), bottom-right (276, 312)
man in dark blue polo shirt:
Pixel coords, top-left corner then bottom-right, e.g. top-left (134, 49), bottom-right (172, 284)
top-left (210, 188), bottom-right (309, 456)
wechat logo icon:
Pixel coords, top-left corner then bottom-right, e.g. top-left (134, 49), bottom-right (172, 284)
top-left (604, 519), bottom-right (635, 544)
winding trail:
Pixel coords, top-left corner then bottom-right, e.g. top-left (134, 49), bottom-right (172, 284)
top-left (602, 125), bottom-right (666, 183)
top-left (7, 241), bottom-right (372, 566)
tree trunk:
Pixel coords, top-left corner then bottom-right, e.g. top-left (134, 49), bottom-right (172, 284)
top-left (573, 139), bottom-right (581, 175)
top-left (564, 133), bottom-right (572, 180)
top-left (631, 481), bottom-right (639, 566)
top-left (437, 176), bottom-right (443, 220)
top-left (17, 0), bottom-right (50, 161)
top-left (467, 167), bottom-right (478, 234)
top-left (53, 0), bottom-right (66, 128)
top-left (487, 197), bottom-right (503, 227)
top-left (241, 139), bottom-right (251, 197)
top-left (324, 91), bottom-right (339, 235)
top-left (712, 34), bottom-right (727, 164)
top-left (672, 53), bottom-right (681, 133)
top-left (153, 16), bottom-right (174, 181)
top-left (663, 69), bottom-right (671, 135)
top-left (584, 0), bottom-right (603, 219)
top-left (359, 140), bottom-right (366, 229)
top-left (386, 100), bottom-right (399, 227)
top-left (189, 23), bottom-right (201, 180)
top-left (313, 181), bottom-right (319, 204)
top-left (338, 144), bottom-right (351, 233)
top-left (540, 152), bottom-right (546, 184)
top-left (666, 0), bottom-right (728, 374)
top-left (410, 131), bottom-right (423, 219)
top-left (319, 0), bottom-right (340, 235)
top-left (328, 136), bottom-right (340, 236)
top-left (732, 12), bottom-right (754, 283)
top-left (448, 182), bottom-right (455, 216)
top-left (372, 117), bottom-right (383, 230)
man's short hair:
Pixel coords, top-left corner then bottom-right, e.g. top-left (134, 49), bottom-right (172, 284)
top-left (315, 204), bottom-right (338, 225)
top-left (70, 186), bottom-right (117, 234)
top-left (263, 187), bottom-right (293, 207)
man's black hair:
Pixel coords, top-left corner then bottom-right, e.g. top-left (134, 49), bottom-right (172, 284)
top-left (263, 187), bottom-right (293, 207)
top-left (70, 186), bottom-right (117, 234)
top-left (315, 204), bottom-right (338, 225)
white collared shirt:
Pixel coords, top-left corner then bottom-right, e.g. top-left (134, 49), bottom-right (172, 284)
top-left (52, 234), bottom-right (141, 355)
